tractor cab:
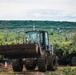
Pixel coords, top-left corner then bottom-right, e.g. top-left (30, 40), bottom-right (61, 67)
top-left (26, 31), bottom-right (49, 50)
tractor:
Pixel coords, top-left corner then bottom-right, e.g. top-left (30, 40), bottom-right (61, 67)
top-left (0, 30), bottom-right (57, 72)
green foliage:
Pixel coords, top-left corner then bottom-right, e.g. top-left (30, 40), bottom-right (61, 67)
top-left (0, 55), bottom-right (4, 59)
top-left (54, 41), bottom-right (76, 55)
top-left (62, 68), bottom-right (76, 75)
top-left (46, 72), bottom-right (59, 75)
top-left (46, 68), bottom-right (76, 75)
top-left (0, 20), bottom-right (76, 31)
top-left (54, 43), bottom-right (68, 55)
top-left (54, 32), bottom-right (76, 55)
top-left (68, 43), bottom-right (76, 54)
top-left (72, 33), bottom-right (76, 42)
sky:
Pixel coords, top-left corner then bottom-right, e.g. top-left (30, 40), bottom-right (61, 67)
top-left (0, 0), bottom-right (76, 22)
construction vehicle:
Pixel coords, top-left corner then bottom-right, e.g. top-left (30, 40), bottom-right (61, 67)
top-left (0, 30), bottom-right (57, 72)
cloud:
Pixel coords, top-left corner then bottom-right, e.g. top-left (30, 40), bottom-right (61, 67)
top-left (0, 0), bottom-right (76, 21)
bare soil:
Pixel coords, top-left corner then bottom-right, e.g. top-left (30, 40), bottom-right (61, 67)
top-left (0, 64), bottom-right (76, 75)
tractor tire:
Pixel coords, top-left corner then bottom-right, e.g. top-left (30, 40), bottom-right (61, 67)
top-left (12, 59), bottom-right (23, 72)
top-left (70, 56), bottom-right (76, 66)
top-left (47, 55), bottom-right (57, 71)
top-left (38, 55), bottom-right (47, 72)
top-left (25, 64), bottom-right (36, 70)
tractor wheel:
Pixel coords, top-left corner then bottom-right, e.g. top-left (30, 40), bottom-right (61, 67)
top-left (47, 55), bottom-right (57, 71)
top-left (38, 55), bottom-right (47, 72)
top-left (25, 63), bottom-right (36, 70)
top-left (12, 59), bottom-right (23, 72)
top-left (70, 56), bottom-right (76, 66)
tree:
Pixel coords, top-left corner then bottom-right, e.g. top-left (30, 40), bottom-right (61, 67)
top-left (72, 33), bottom-right (76, 43)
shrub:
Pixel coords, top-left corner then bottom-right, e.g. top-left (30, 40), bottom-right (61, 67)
top-left (54, 43), bottom-right (76, 58)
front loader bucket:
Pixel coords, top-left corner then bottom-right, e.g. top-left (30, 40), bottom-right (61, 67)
top-left (0, 44), bottom-right (40, 58)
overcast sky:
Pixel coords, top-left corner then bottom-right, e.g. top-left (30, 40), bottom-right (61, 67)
top-left (0, 0), bottom-right (76, 22)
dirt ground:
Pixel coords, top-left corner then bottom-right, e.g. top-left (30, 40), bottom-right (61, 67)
top-left (0, 64), bottom-right (76, 75)
top-left (0, 65), bottom-right (46, 75)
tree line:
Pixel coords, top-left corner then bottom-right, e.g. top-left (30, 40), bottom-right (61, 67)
top-left (0, 20), bottom-right (76, 29)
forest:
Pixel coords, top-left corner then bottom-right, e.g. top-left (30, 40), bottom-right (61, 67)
top-left (0, 20), bottom-right (76, 29)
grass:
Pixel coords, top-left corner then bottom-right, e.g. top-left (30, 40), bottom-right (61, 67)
top-left (46, 67), bottom-right (76, 75)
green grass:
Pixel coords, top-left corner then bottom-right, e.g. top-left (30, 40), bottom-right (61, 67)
top-left (46, 67), bottom-right (76, 75)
